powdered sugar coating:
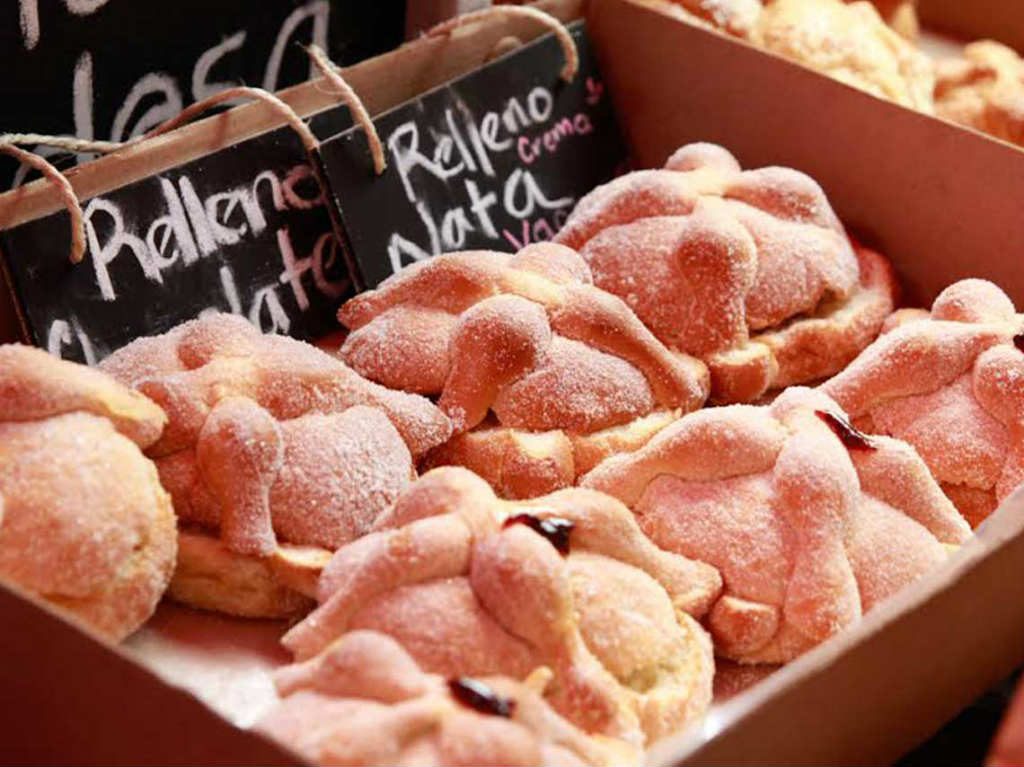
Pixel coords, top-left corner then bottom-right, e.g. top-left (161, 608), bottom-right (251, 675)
top-left (102, 314), bottom-right (451, 459)
top-left (555, 142), bottom-right (896, 403)
top-left (337, 245), bottom-right (709, 497)
top-left (343, 306), bottom-right (456, 394)
top-left (272, 407), bottom-right (413, 548)
top-left (581, 386), bottom-right (968, 664)
top-left (282, 467), bottom-right (719, 745)
top-left (823, 279), bottom-right (1024, 527)
top-left (0, 350), bottom-right (176, 642)
top-left (727, 198), bottom-right (857, 330)
top-left (99, 313), bottom-right (451, 617)
top-left (580, 209), bottom-right (756, 356)
top-left (493, 337), bottom-right (655, 433)
top-left (260, 630), bottom-right (635, 766)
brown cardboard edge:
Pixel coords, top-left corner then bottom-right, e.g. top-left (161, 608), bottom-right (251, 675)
top-left (0, 579), bottom-right (302, 766)
top-left (0, 0), bottom-right (583, 231)
top-left (646, 487), bottom-right (1024, 766)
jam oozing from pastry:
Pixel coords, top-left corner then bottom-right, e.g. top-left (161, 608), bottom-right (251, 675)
top-left (1013, 333), bottom-right (1024, 353)
top-left (503, 513), bottom-right (574, 555)
top-left (448, 677), bottom-right (516, 717)
top-left (815, 410), bottom-right (878, 451)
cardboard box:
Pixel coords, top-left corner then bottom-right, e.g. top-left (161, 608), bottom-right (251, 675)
top-left (586, 0), bottom-right (1024, 763)
top-left (4, 0), bottom-right (1024, 764)
top-left (919, 0), bottom-right (1024, 52)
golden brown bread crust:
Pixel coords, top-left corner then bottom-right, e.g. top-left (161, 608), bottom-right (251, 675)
top-left (717, 244), bottom-right (898, 400)
top-left (101, 314), bottom-right (451, 618)
top-left (582, 386), bottom-right (969, 664)
top-left (0, 347), bottom-right (176, 641)
top-left (281, 467), bottom-right (720, 745)
top-left (556, 143), bottom-right (898, 403)
top-left (169, 530), bottom-right (328, 619)
top-left (421, 411), bottom-right (682, 500)
top-left (338, 244), bottom-right (709, 497)
top-left (822, 278), bottom-right (1024, 527)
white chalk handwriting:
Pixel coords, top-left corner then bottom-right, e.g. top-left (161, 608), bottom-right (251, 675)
top-left (46, 162), bottom-right (347, 360)
top-left (381, 79), bottom-right (605, 274)
top-left (12, 1), bottom-right (329, 187)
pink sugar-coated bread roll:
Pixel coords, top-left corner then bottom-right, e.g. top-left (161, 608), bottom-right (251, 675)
top-left (260, 630), bottom-right (639, 767)
top-left (554, 142), bottom-right (899, 404)
top-left (337, 244), bottom-right (710, 499)
top-left (99, 313), bottom-right (452, 619)
top-left (281, 467), bottom-right (721, 747)
top-left (581, 386), bottom-right (970, 664)
top-left (822, 279), bottom-right (1024, 528)
top-left (0, 345), bottom-right (175, 642)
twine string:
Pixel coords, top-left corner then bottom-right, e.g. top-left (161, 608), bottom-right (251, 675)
top-left (305, 44), bottom-right (386, 176)
top-left (3, 86), bottom-right (320, 264)
top-left (142, 85), bottom-right (319, 153)
top-left (1, 4), bottom-right (573, 266)
top-left (0, 141), bottom-right (92, 264)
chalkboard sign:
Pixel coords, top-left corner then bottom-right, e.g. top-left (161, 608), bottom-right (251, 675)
top-left (0, 107), bottom-right (357, 363)
top-left (1, 1), bottom-right (405, 189)
top-left (320, 21), bottom-right (628, 289)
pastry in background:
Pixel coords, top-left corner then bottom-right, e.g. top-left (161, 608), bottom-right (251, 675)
top-left (749, 0), bottom-right (933, 110)
top-left (556, 142), bottom-right (897, 403)
top-left (582, 386), bottom-right (970, 664)
top-left (822, 279), bottom-right (1024, 527)
top-left (100, 313), bottom-right (452, 618)
top-left (0, 345), bottom-right (175, 641)
top-left (282, 467), bottom-right (720, 746)
top-left (338, 244), bottom-right (709, 498)
top-left (644, 0), bottom-right (762, 36)
top-left (261, 630), bottom-right (638, 766)
top-left (852, 0), bottom-right (917, 40)
top-left (648, 0), bottom-right (916, 39)
top-left (935, 41), bottom-right (1024, 147)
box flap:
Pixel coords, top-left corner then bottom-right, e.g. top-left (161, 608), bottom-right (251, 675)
top-left (0, 581), bottom-right (301, 766)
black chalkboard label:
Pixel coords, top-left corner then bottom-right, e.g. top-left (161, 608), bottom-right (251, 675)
top-left (0, 107), bottom-right (357, 363)
top-left (1, 1), bottom-right (405, 189)
top-left (319, 21), bottom-right (628, 289)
